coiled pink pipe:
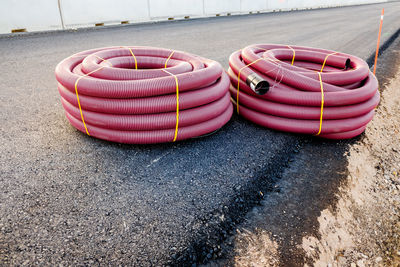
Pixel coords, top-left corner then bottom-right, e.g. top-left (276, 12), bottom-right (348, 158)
top-left (228, 44), bottom-right (379, 139)
top-left (56, 46), bottom-right (232, 144)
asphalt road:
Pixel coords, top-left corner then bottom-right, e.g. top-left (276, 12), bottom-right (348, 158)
top-left (1, 2), bottom-right (400, 266)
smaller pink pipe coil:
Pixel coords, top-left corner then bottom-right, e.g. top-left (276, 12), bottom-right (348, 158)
top-left (228, 44), bottom-right (379, 139)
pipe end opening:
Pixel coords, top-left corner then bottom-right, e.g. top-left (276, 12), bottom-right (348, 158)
top-left (345, 58), bottom-right (351, 69)
top-left (247, 73), bottom-right (270, 95)
top-left (254, 80), bottom-right (269, 95)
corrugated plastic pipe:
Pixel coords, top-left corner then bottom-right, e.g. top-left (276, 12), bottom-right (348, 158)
top-left (228, 44), bottom-right (380, 139)
top-left (55, 46), bottom-right (232, 144)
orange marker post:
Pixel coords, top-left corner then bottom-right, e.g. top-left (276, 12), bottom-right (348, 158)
top-left (373, 8), bottom-right (384, 75)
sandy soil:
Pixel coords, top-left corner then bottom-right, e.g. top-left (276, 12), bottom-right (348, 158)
top-left (301, 66), bottom-right (400, 266)
top-left (304, 63), bottom-right (400, 266)
top-left (231, 61), bottom-right (400, 267)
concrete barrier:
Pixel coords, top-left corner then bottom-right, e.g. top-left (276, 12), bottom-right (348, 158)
top-left (61, 0), bottom-right (149, 28)
top-left (240, 0), bottom-right (268, 13)
top-left (0, 0), bottom-right (388, 34)
top-left (149, 0), bottom-right (203, 18)
top-left (204, 0), bottom-right (241, 15)
top-left (0, 0), bottom-right (62, 33)
top-left (268, 0), bottom-right (291, 11)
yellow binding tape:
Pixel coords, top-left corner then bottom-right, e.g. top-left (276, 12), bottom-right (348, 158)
top-left (287, 45), bottom-right (295, 65)
top-left (93, 54), bottom-right (113, 67)
top-left (162, 69), bottom-right (180, 142)
top-left (126, 47), bottom-right (138, 69)
top-left (74, 65), bottom-right (106, 136)
top-left (315, 72), bottom-right (325, 136)
top-left (165, 51), bottom-right (175, 68)
top-left (320, 52), bottom-right (337, 72)
top-left (236, 58), bottom-right (263, 114)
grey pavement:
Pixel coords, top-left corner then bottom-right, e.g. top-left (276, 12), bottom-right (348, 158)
top-left (1, 2), bottom-right (400, 266)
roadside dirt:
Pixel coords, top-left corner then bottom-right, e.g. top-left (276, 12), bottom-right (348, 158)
top-left (301, 63), bottom-right (400, 267)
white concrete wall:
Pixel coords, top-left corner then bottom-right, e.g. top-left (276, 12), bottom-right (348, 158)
top-left (268, 0), bottom-right (291, 10)
top-left (149, 0), bottom-right (203, 18)
top-left (0, 0), bottom-right (62, 33)
top-left (61, 0), bottom-right (149, 27)
top-left (204, 0), bottom-right (241, 14)
top-left (241, 0), bottom-right (268, 13)
top-left (0, 0), bottom-right (387, 34)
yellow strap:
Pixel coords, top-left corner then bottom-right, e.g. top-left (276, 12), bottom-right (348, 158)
top-left (162, 69), bottom-right (179, 142)
top-left (287, 45), bottom-right (295, 65)
top-left (93, 54), bottom-right (113, 67)
top-left (320, 52), bottom-right (337, 72)
top-left (74, 66), bottom-right (106, 136)
top-left (165, 51), bottom-right (175, 68)
top-left (315, 72), bottom-right (325, 136)
top-left (236, 58), bottom-right (263, 114)
top-left (126, 47), bottom-right (138, 69)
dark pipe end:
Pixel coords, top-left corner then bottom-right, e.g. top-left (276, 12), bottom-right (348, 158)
top-left (253, 80), bottom-right (269, 95)
top-left (345, 58), bottom-right (351, 69)
top-left (246, 73), bottom-right (270, 95)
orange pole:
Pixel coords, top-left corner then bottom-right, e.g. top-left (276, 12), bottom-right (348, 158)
top-left (373, 8), bottom-right (384, 75)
